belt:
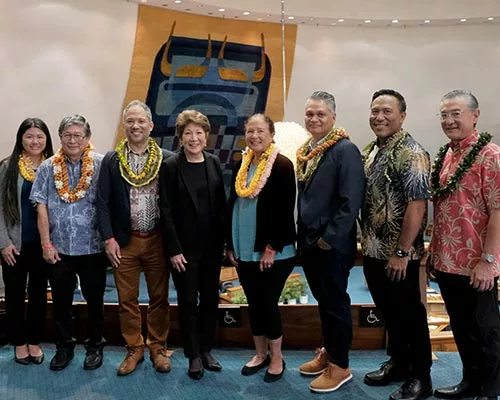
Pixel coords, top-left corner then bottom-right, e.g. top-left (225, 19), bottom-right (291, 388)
top-left (131, 229), bottom-right (160, 238)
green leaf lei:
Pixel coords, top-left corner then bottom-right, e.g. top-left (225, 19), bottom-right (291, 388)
top-left (431, 132), bottom-right (492, 200)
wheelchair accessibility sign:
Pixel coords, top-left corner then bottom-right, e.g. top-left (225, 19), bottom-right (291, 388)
top-left (218, 306), bottom-right (242, 328)
top-left (359, 306), bottom-right (385, 328)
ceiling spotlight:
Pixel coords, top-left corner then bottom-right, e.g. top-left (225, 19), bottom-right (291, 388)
top-left (392, 19), bottom-right (398, 23)
top-left (424, 20), bottom-right (431, 23)
top-left (288, 16), bottom-right (295, 20)
top-left (364, 19), bottom-right (371, 23)
top-left (338, 19), bottom-right (345, 22)
top-left (174, 0), bottom-right (182, 3)
top-left (218, 8), bottom-right (225, 12)
top-left (243, 11), bottom-right (250, 15)
top-left (460, 18), bottom-right (467, 22)
top-left (487, 17), bottom-right (494, 21)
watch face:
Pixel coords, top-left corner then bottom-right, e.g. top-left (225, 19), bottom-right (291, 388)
top-left (482, 253), bottom-right (496, 263)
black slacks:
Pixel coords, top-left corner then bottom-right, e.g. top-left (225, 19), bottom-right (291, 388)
top-left (1, 242), bottom-right (47, 346)
top-left (48, 252), bottom-right (108, 348)
top-left (171, 253), bottom-right (221, 358)
top-left (363, 256), bottom-right (432, 379)
top-left (302, 247), bottom-right (353, 369)
top-left (436, 270), bottom-right (500, 397)
top-left (237, 257), bottom-right (294, 340)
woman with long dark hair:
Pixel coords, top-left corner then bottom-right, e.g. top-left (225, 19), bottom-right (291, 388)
top-left (0, 118), bottom-right (54, 364)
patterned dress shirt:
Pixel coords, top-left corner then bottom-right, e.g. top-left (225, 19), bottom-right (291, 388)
top-left (127, 147), bottom-right (160, 232)
top-left (30, 151), bottom-right (104, 256)
top-left (362, 131), bottom-right (431, 260)
top-left (430, 131), bottom-right (500, 277)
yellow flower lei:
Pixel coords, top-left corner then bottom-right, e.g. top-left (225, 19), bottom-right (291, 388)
top-left (296, 127), bottom-right (350, 182)
top-left (235, 143), bottom-right (276, 198)
top-left (116, 138), bottom-right (163, 187)
top-left (53, 144), bottom-right (94, 203)
top-left (18, 153), bottom-right (44, 182)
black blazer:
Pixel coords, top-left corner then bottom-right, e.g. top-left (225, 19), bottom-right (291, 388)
top-left (96, 148), bottom-right (174, 248)
top-left (159, 150), bottom-right (226, 258)
top-left (297, 138), bottom-right (365, 255)
top-left (227, 153), bottom-right (296, 253)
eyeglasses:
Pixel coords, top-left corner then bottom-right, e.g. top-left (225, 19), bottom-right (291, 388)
top-left (61, 133), bottom-right (87, 143)
top-left (438, 110), bottom-right (464, 121)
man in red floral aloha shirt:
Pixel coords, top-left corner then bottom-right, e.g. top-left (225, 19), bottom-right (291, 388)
top-left (431, 90), bottom-right (500, 400)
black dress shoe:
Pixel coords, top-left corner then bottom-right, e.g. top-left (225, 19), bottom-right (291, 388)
top-left (241, 354), bottom-right (271, 376)
top-left (389, 377), bottom-right (432, 400)
top-left (364, 359), bottom-right (409, 386)
top-left (50, 348), bottom-right (75, 371)
top-left (434, 380), bottom-right (480, 399)
top-left (188, 357), bottom-right (204, 380)
top-left (201, 352), bottom-right (222, 372)
top-left (14, 347), bottom-right (31, 365)
top-left (264, 360), bottom-right (286, 383)
top-left (30, 353), bottom-right (45, 365)
top-left (473, 396), bottom-right (498, 400)
top-left (83, 340), bottom-right (106, 370)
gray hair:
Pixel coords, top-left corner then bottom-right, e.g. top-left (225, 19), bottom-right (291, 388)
top-left (58, 114), bottom-right (91, 137)
top-left (307, 91), bottom-right (336, 113)
top-left (123, 100), bottom-right (153, 122)
top-left (441, 90), bottom-right (479, 111)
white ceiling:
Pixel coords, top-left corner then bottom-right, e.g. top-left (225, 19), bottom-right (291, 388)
top-left (128, 0), bottom-right (500, 27)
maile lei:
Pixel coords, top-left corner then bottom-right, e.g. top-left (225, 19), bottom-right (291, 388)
top-left (18, 153), bottom-right (44, 183)
top-left (116, 138), bottom-right (163, 187)
top-left (431, 132), bottom-right (492, 200)
top-left (296, 127), bottom-right (350, 182)
top-left (53, 144), bottom-right (94, 203)
top-left (235, 143), bottom-right (279, 198)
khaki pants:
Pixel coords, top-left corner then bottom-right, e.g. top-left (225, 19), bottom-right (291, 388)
top-left (113, 233), bottom-right (170, 350)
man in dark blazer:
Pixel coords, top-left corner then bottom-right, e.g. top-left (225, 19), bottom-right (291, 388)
top-left (96, 100), bottom-right (174, 376)
top-left (297, 91), bottom-right (365, 393)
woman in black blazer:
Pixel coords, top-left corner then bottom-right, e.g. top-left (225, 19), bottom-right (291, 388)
top-left (159, 110), bottom-right (226, 380)
top-left (226, 114), bottom-right (296, 382)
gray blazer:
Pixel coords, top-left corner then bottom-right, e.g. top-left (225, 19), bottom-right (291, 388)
top-left (0, 158), bottom-right (24, 249)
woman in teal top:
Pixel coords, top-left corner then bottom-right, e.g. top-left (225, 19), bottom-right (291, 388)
top-left (227, 114), bottom-right (296, 382)
top-left (0, 118), bottom-right (54, 364)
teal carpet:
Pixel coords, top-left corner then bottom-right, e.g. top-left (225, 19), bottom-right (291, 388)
top-left (0, 345), bottom-right (462, 400)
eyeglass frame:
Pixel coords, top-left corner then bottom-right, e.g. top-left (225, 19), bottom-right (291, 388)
top-left (60, 133), bottom-right (88, 143)
top-left (438, 110), bottom-right (465, 121)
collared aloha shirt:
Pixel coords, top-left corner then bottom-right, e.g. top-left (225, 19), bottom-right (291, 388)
top-left (362, 131), bottom-right (431, 261)
top-left (30, 152), bottom-right (104, 256)
top-left (430, 131), bottom-right (500, 277)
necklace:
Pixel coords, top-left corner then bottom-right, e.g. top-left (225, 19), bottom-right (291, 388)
top-left (53, 144), bottom-right (94, 203)
top-left (296, 127), bottom-right (350, 182)
top-left (235, 143), bottom-right (279, 198)
top-left (431, 132), bottom-right (492, 200)
top-left (116, 138), bottom-right (163, 187)
top-left (18, 153), bottom-right (43, 182)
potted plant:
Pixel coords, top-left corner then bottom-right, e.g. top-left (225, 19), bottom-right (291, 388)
top-left (231, 290), bottom-right (247, 304)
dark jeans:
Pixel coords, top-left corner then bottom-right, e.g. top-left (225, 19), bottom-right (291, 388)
top-left (171, 254), bottom-right (221, 358)
top-left (237, 257), bottom-right (295, 339)
top-left (363, 257), bottom-right (432, 379)
top-left (436, 270), bottom-right (500, 397)
top-left (1, 242), bottom-right (47, 346)
top-left (302, 247), bottom-right (353, 369)
top-left (48, 252), bottom-right (108, 349)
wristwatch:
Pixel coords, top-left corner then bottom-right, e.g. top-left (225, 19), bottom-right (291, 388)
top-left (395, 248), bottom-right (409, 258)
top-left (481, 253), bottom-right (497, 264)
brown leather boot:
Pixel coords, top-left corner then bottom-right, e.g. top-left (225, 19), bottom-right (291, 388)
top-left (150, 348), bottom-right (171, 373)
top-left (299, 348), bottom-right (329, 376)
top-left (117, 346), bottom-right (144, 376)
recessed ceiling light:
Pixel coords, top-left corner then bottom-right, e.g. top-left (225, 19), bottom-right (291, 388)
top-left (364, 19), bottom-right (371, 23)
top-left (218, 8), bottom-right (225, 12)
top-left (257, 18), bottom-right (262, 21)
top-left (424, 20), bottom-right (431, 23)
top-left (141, 0), bottom-right (147, 3)
top-left (338, 19), bottom-right (345, 22)
top-left (392, 19), bottom-right (398, 23)
top-left (487, 17), bottom-right (494, 21)
top-left (243, 11), bottom-right (250, 15)
top-left (174, 0), bottom-right (181, 3)
top-left (460, 18), bottom-right (467, 22)
top-left (309, 17), bottom-right (315, 21)
top-left (288, 16), bottom-right (295, 20)
top-left (331, 22), bottom-right (337, 26)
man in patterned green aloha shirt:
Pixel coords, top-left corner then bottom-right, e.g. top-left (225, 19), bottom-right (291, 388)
top-left (361, 89), bottom-right (432, 400)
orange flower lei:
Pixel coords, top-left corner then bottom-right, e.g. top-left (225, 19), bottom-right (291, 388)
top-left (18, 153), bottom-right (44, 183)
top-left (296, 127), bottom-right (350, 182)
top-left (52, 144), bottom-right (94, 203)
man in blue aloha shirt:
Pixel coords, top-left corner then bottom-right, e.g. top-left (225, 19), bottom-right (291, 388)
top-left (30, 114), bottom-right (108, 371)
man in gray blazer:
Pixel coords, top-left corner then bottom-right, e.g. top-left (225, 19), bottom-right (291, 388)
top-left (297, 91), bottom-right (364, 393)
